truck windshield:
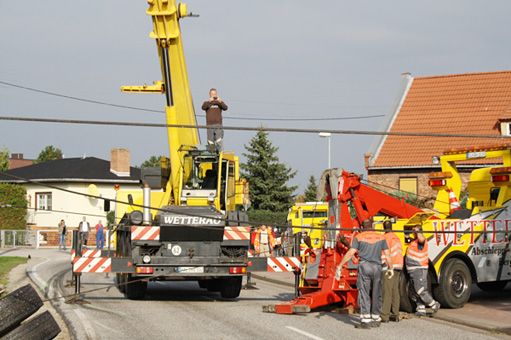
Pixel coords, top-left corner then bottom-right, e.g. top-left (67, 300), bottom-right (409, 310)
top-left (183, 153), bottom-right (218, 190)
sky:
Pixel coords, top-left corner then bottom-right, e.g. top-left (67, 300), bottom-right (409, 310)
top-left (2, 1), bottom-right (511, 195)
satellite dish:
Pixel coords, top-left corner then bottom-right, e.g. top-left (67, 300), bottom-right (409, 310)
top-left (88, 184), bottom-right (99, 199)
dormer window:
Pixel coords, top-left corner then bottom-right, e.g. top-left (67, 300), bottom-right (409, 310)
top-left (500, 121), bottom-right (511, 136)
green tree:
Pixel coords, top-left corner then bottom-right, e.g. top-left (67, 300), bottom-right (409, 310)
top-left (0, 183), bottom-right (27, 229)
top-left (140, 155), bottom-right (164, 168)
top-left (36, 145), bottom-right (63, 163)
top-left (0, 146), bottom-right (9, 171)
top-left (303, 174), bottom-right (318, 202)
top-left (241, 130), bottom-right (297, 212)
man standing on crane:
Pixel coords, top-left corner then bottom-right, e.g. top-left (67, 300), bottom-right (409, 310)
top-left (405, 224), bottom-right (441, 316)
top-left (202, 88), bottom-right (228, 148)
top-left (337, 219), bottom-right (394, 329)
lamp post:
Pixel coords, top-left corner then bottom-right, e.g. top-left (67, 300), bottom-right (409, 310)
top-left (318, 132), bottom-right (331, 169)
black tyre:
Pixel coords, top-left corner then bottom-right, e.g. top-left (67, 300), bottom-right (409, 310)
top-left (198, 280), bottom-right (208, 289)
top-left (399, 269), bottom-right (434, 312)
top-left (116, 231), bottom-right (126, 293)
top-left (399, 270), bottom-right (415, 313)
top-left (206, 279), bottom-right (222, 292)
top-left (117, 273), bottom-right (127, 293)
top-left (125, 274), bottom-right (147, 300)
top-left (433, 259), bottom-right (471, 308)
top-left (220, 276), bottom-right (242, 299)
top-left (476, 280), bottom-right (508, 291)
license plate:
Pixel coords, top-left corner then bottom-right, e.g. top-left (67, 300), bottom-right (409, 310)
top-left (178, 266), bottom-right (204, 273)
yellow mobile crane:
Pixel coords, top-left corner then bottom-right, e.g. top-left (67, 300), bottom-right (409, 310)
top-left (110, 0), bottom-right (250, 300)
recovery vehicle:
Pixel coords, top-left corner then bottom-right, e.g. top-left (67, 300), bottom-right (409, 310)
top-left (285, 202), bottom-right (328, 254)
top-left (72, 0), bottom-right (253, 300)
top-left (266, 144), bottom-right (511, 314)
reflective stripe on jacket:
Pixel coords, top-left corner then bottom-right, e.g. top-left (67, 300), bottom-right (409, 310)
top-left (405, 239), bottom-right (429, 271)
top-left (381, 232), bottom-right (403, 270)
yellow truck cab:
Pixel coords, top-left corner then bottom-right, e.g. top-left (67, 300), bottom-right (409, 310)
top-left (286, 202), bottom-right (328, 253)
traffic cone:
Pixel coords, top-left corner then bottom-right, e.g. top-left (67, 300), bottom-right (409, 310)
top-left (448, 188), bottom-right (461, 213)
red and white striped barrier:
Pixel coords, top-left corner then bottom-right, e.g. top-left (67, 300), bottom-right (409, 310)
top-left (267, 257), bottom-right (302, 272)
top-left (71, 249), bottom-right (102, 260)
top-left (223, 226), bottom-right (251, 241)
top-left (131, 226), bottom-right (160, 241)
top-left (73, 257), bottom-right (111, 273)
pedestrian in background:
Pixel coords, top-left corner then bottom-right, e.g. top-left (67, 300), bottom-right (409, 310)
top-left (254, 225), bottom-right (275, 257)
top-left (381, 220), bottom-right (403, 322)
top-left (58, 219), bottom-right (67, 251)
top-left (95, 220), bottom-right (105, 250)
top-left (336, 219), bottom-right (394, 329)
top-left (78, 216), bottom-right (91, 248)
top-left (405, 224), bottom-right (440, 316)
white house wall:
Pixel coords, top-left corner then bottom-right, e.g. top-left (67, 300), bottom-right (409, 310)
top-left (25, 182), bottom-right (140, 228)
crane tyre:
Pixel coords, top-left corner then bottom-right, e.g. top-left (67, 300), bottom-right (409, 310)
top-left (125, 274), bottom-right (147, 300)
top-left (206, 279), bottom-right (222, 292)
top-left (220, 276), bottom-right (242, 299)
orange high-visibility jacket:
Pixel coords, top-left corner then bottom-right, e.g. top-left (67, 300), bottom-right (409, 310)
top-left (381, 232), bottom-right (403, 270)
top-left (254, 229), bottom-right (276, 255)
top-left (405, 238), bottom-right (429, 271)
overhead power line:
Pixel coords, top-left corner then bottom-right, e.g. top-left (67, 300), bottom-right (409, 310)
top-left (0, 80), bottom-right (384, 121)
top-left (1, 116), bottom-right (511, 139)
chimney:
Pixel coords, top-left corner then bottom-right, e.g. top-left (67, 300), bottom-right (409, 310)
top-left (110, 148), bottom-right (130, 177)
top-left (11, 153), bottom-right (23, 159)
top-left (364, 153), bottom-right (372, 170)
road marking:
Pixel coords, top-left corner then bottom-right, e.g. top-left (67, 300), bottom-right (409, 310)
top-left (75, 309), bottom-right (97, 339)
top-left (27, 257), bottom-right (50, 292)
top-left (286, 326), bottom-right (325, 340)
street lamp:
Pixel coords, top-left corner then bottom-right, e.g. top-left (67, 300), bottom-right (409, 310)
top-left (318, 132), bottom-right (331, 169)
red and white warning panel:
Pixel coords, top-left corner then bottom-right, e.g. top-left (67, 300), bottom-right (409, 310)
top-left (71, 249), bottom-right (103, 261)
top-left (131, 226), bottom-right (160, 241)
top-left (248, 256), bottom-right (302, 272)
top-left (73, 257), bottom-right (111, 273)
top-left (73, 257), bottom-right (136, 274)
top-left (267, 257), bottom-right (302, 272)
top-left (223, 226), bottom-right (251, 241)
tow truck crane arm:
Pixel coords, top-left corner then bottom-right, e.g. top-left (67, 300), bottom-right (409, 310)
top-left (265, 168), bottom-right (423, 314)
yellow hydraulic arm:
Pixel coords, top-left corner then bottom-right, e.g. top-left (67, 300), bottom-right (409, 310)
top-left (121, 0), bottom-right (199, 205)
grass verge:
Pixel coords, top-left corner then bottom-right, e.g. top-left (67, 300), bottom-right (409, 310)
top-left (0, 256), bottom-right (28, 289)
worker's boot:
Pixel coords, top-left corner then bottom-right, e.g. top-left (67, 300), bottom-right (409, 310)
top-left (415, 305), bottom-right (427, 317)
top-left (430, 301), bottom-right (441, 314)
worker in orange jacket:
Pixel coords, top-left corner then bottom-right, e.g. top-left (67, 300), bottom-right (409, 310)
top-left (336, 219), bottom-right (394, 329)
top-left (405, 224), bottom-right (440, 316)
top-left (254, 225), bottom-right (275, 257)
top-left (381, 220), bottom-right (403, 322)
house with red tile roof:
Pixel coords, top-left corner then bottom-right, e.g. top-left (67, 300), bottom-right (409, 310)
top-left (365, 71), bottom-right (511, 203)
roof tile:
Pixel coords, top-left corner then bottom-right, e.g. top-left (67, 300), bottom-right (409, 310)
top-left (372, 71), bottom-right (511, 168)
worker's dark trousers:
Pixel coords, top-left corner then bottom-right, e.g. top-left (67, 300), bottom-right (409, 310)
top-left (408, 268), bottom-right (435, 312)
top-left (381, 269), bottom-right (401, 321)
top-left (356, 261), bottom-right (382, 323)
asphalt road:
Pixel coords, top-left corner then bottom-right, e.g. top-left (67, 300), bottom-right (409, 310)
top-left (2, 248), bottom-right (510, 340)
